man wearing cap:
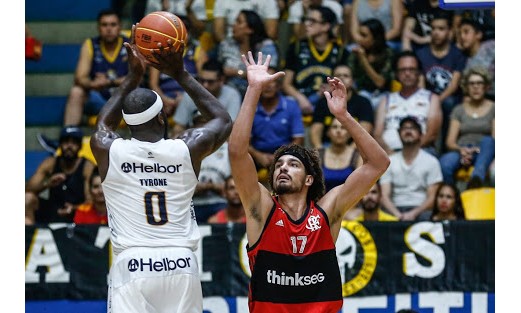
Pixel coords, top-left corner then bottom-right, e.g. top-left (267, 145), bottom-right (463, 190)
top-left (379, 116), bottom-right (443, 221)
top-left (25, 125), bottom-right (96, 225)
top-left (89, 27), bottom-right (232, 312)
top-left (229, 51), bottom-right (389, 312)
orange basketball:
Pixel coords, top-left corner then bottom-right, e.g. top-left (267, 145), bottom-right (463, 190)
top-left (135, 11), bottom-right (187, 64)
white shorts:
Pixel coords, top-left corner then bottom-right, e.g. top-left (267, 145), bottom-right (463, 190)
top-left (108, 246), bottom-right (202, 313)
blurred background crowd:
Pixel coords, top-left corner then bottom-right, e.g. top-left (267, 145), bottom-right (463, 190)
top-left (25, 0), bottom-right (495, 225)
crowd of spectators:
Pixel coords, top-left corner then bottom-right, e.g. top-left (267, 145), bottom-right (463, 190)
top-left (27, 1), bottom-right (495, 225)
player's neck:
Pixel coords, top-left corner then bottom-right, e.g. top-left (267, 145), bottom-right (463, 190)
top-left (131, 127), bottom-right (165, 142)
top-left (278, 194), bottom-right (309, 220)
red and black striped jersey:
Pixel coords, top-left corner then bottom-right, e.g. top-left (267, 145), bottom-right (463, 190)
top-left (247, 196), bottom-right (343, 313)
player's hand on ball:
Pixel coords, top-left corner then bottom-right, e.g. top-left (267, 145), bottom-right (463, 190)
top-left (123, 24), bottom-right (147, 80)
top-left (149, 39), bottom-right (186, 79)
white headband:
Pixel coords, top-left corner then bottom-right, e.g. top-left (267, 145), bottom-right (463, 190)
top-left (122, 90), bottom-right (163, 125)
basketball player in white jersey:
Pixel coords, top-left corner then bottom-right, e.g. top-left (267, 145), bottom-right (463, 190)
top-left (90, 25), bottom-right (233, 313)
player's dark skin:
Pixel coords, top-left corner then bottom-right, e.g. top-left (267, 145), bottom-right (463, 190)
top-left (90, 24), bottom-right (232, 181)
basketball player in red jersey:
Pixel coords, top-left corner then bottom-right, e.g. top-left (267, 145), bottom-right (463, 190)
top-left (228, 51), bottom-right (390, 312)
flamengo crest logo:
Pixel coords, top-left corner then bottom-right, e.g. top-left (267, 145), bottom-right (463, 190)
top-left (305, 214), bottom-right (321, 232)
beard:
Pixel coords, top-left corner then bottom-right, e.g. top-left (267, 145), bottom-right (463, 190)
top-left (61, 148), bottom-right (78, 163)
top-left (273, 180), bottom-right (301, 195)
top-left (361, 200), bottom-right (378, 212)
top-left (401, 136), bottom-right (421, 146)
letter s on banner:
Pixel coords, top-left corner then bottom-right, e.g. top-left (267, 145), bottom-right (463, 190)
top-left (403, 222), bottom-right (446, 278)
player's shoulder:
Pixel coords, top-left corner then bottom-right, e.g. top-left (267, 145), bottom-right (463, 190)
top-left (92, 129), bottom-right (121, 144)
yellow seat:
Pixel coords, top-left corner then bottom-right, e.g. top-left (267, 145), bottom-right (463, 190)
top-left (455, 166), bottom-right (474, 182)
top-left (461, 187), bottom-right (495, 220)
top-left (87, 115), bottom-right (127, 128)
top-left (205, 0), bottom-right (216, 20)
top-left (199, 31), bottom-right (216, 53)
top-left (390, 79), bottom-right (402, 92)
top-left (302, 114), bottom-right (313, 127)
top-left (257, 168), bottom-right (269, 184)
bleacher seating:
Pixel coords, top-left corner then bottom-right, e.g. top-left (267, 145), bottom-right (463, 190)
top-left (25, 151), bottom-right (52, 181)
top-left (26, 96), bottom-right (68, 126)
top-left (25, 0), bottom-right (115, 180)
top-left (25, 44), bottom-right (81, 74)
top-left (26, 0), bottom-right (111, 21)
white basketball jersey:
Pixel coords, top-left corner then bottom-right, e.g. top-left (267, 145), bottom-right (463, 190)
top-left (382, 88), bottom-right (433, 151)
top-left (102, 138), bottom-right (200, 256)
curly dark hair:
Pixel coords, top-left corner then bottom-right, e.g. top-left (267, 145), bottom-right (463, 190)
top-left (268, 144), bottom-right (325, 203)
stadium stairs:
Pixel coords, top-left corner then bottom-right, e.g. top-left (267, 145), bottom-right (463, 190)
top-left (25, 0), bottom-right (131, 180)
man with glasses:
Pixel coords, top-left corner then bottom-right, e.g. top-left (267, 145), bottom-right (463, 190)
top-left (287, 0), bottom-right (344, 40)
top-left (282, 5), bottom-right (349, 116)
top-left (172, 59), bottom-right (241, 137)
top-left (374, 50), bottom-right (442, 156)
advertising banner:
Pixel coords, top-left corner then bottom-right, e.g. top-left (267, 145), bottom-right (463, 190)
top-left (26, 221), bottom-right (494, 301)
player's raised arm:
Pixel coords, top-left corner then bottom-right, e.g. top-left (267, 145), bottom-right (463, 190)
top-left (151, 40), bottom-right (232, 168)
top-left (228, 52), bottom-right (285, 230)
top-left (319, 77), bottom-right (390, 232)
top-left (90, 24), bottom-right (147, 180)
